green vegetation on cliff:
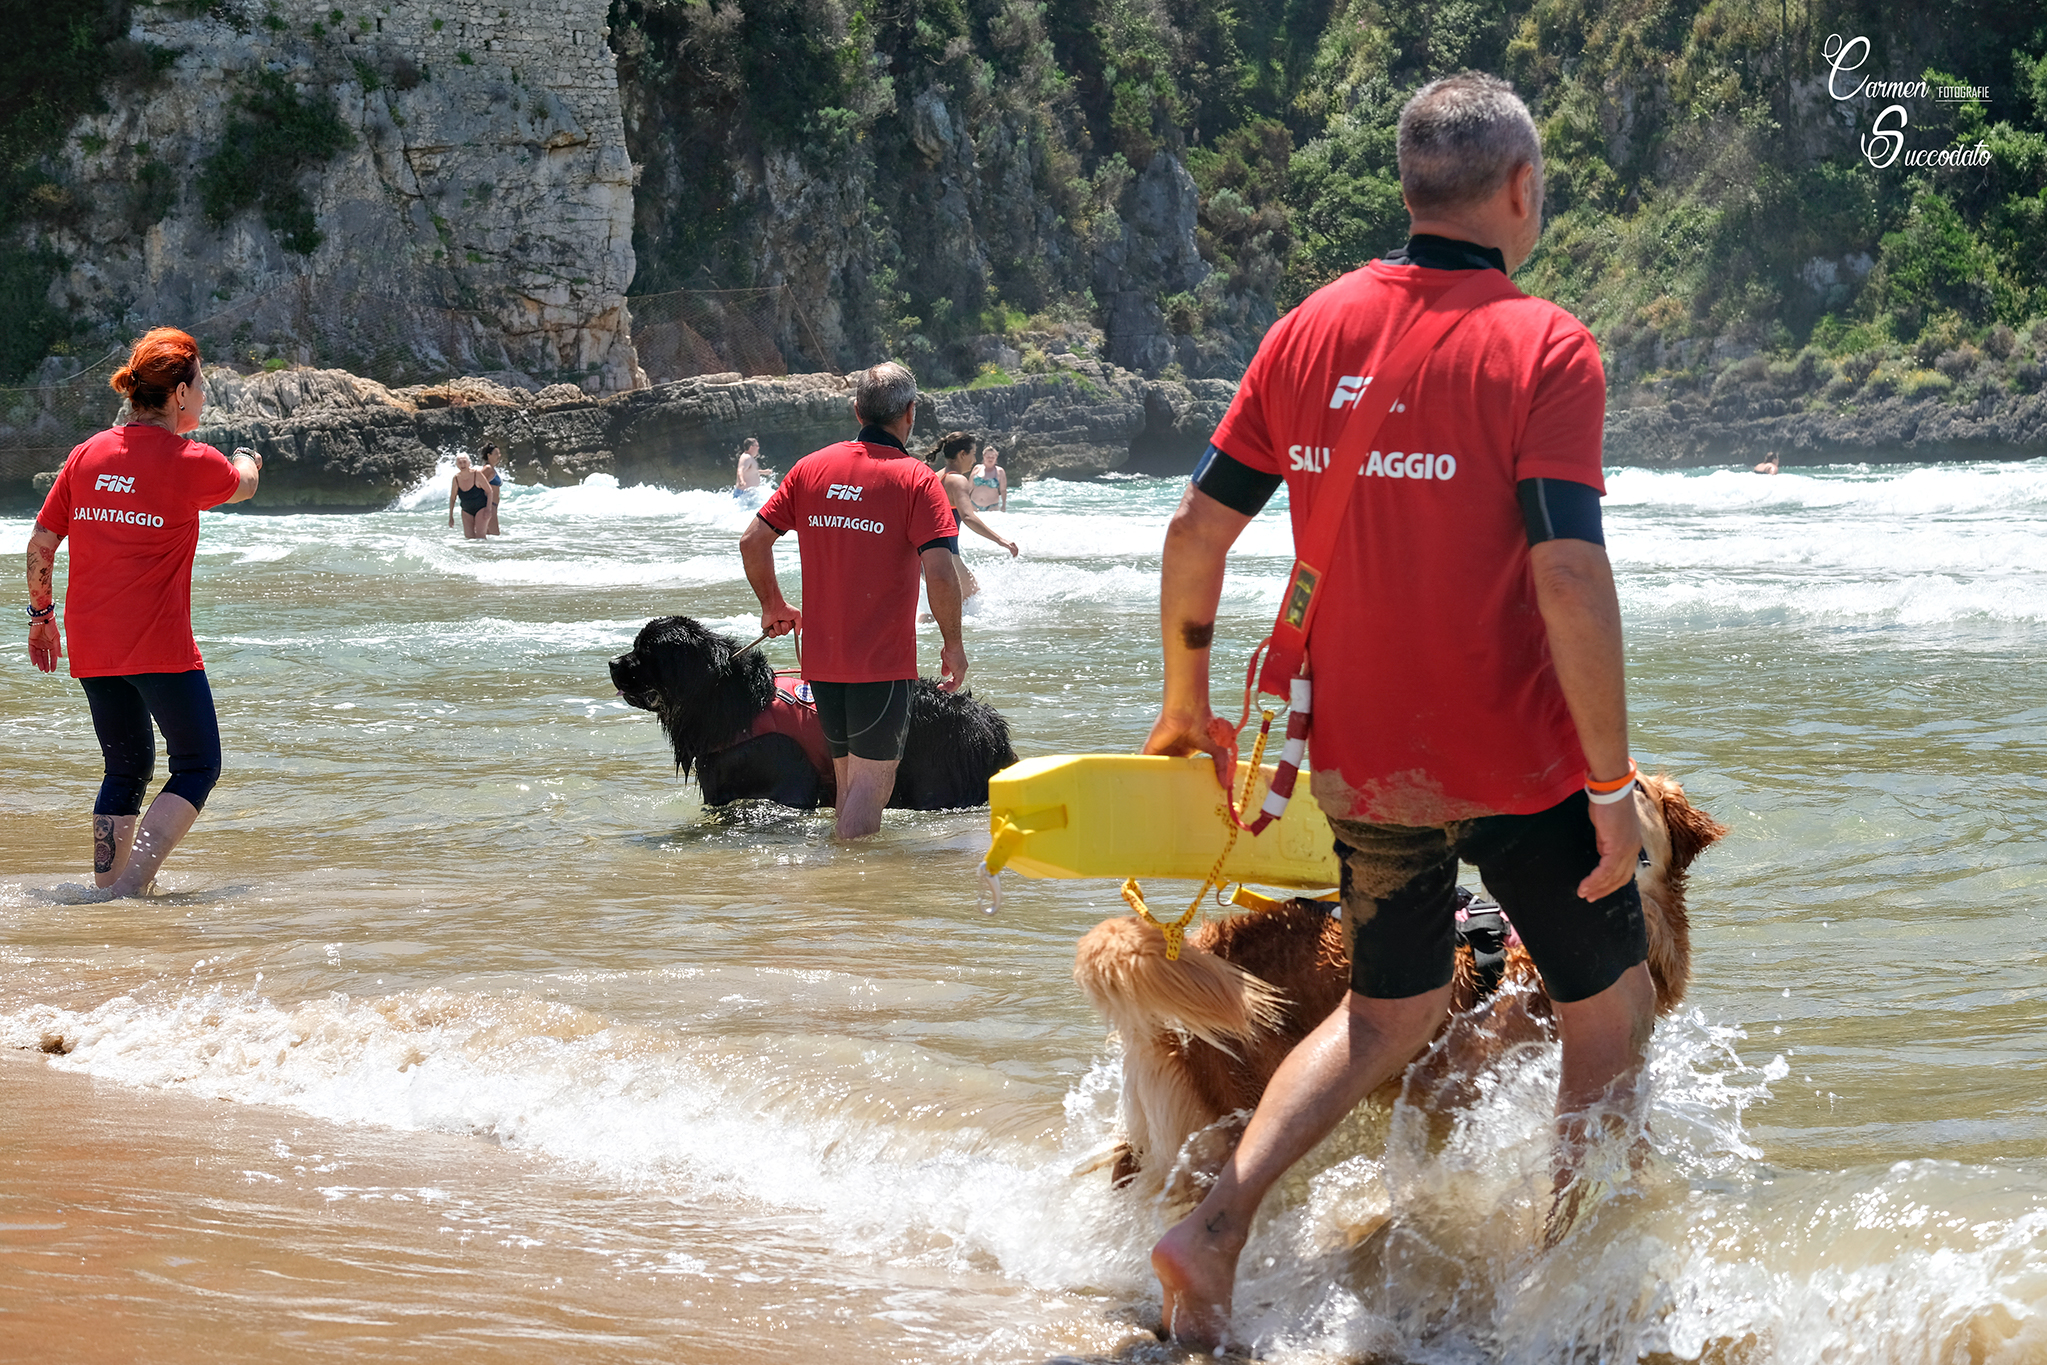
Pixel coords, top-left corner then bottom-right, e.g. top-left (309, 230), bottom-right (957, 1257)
top-left (612, 0), bottom-right (2047, 399)
top-left (0, 0), bottom-right (159, 378)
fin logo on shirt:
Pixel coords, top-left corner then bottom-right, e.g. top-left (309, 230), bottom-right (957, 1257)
top-left (93, 473), bottom-right (136, 493)
top-left (826, 484), bottom-right (864, 501)
top-left (1328, 375), bottom-right (1371, 409)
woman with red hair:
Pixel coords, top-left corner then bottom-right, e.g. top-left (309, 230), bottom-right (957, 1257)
top-left (23, 327), bottom-right (262, 897)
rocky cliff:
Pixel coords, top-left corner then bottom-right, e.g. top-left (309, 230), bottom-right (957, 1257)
top-left (159, 359), bottom-right (2039, 514)
top-left (174, 355), bottom-right (1233, 510)
top-left (31, 0), bottom-right (639, 392)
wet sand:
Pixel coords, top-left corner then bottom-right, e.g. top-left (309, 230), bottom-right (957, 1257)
top-left (0, 1051), bottom-right (1140, 1363)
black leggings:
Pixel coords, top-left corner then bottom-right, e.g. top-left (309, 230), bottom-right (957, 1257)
top-left (79, 670), bottom-right (223, 815)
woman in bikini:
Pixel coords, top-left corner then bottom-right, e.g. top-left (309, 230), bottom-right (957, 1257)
top-left (479, 444), bottom-right (508, 535)
top-left (970, 444), bottom-right (1007, 512)
top-left (930, 431), bottom-right (1018, 601)
top-left (448, 453), bottom-right (490, 538)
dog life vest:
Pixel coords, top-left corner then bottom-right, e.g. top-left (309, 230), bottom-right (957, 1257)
top-left (742, 672), bottom-right (837, 802)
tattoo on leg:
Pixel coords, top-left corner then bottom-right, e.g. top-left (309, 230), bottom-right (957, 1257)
top-left (1204, 1210), bottom-right (1228, 1235)
top-left (93, 816), bottom-right (116, 874)
top-left (1180, 621), bottom-right (1215, 650)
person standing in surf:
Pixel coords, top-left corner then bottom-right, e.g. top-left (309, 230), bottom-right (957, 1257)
top-left (931, 431), bottom-right (1018, 601)
top-left (738, 362), bottom-right (968, 839)
top-left (24, 326), bottom-right (262, 897)
top-left (1141, 73), bottom-right (1653, 1349)
top-left (448, 453), bottom-right (490, 538)
top-left (479, 444), bottom-right (509, 535)
top-left (970, 444), bottom-right (1008, 512)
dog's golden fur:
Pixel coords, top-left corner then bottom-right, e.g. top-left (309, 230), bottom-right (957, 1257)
top-left (1073, 774), bottom-right (1727, 1195)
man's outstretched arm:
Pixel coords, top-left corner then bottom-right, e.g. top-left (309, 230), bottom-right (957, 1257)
top-left (1144, 484), bottom-right (1253, 784)
top-left (739, 515), bottom-right (800, 636)
top-left (1530, 536), bottom-right (1640, 899)
top-left (919, 547), bottom-right (968, 691)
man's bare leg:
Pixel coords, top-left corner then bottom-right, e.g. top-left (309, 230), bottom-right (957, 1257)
top-left (1152, 984), bottom-right (1451, 1349)
top-left (832, 755), bottom-right (899, 839)
top-left (1547, 961), bottom-right (1657, 1234)
top-left (92, 814), bottom-right (137, 889)
top-left (105, 793), bottom-right (200, 898)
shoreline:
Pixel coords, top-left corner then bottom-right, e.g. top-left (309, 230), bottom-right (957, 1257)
top-left (3, 362), bottom-right (2042, 514)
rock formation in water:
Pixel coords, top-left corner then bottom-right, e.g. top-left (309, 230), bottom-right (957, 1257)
top-left (186, 356), bottom-right (1235, 509)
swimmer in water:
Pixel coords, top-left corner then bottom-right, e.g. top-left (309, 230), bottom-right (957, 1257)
top-left (931, 431), bottom-right (1018, 600)
top-left (735, 437), bottom-right (763, 491)
top-left (479, 444), bottom-right (508, 535)
top-left (448, 453), bottom-right (490, 538)
top-left (1753, 451), bottom-right (1780, 475)
top-left (970, 444), bottom-right (1008, 512)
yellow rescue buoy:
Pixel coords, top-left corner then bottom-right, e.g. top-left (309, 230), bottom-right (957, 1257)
top-left (982, 754), bottom-right (1339, 890)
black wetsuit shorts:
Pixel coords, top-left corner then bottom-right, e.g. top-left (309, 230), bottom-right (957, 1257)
top-left (78, 669), bottom-right (223, 815)
top-left (1328, 790), bottom-right (1646, 1004)
top-left (809, 679), bottom-right (914, 762)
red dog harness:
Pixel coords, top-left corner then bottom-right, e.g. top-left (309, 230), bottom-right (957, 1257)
top-left (741, 672), bottom-right (836, 802)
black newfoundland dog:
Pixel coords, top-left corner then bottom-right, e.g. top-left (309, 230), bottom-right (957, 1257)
top-left (609, 615), bottom-right (1018, 811)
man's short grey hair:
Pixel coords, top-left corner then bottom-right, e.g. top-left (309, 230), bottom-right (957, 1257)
top-left (1397, 73), bottom-right (1543, 215)
top-left (853, 361), bottom-right (918, 426)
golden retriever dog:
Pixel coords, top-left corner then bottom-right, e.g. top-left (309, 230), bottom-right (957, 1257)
top-left (1073, 774), bottom-right (1727, 1197)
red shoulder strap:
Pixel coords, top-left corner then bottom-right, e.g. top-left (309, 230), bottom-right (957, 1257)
top-left (1256, 268), bottom-right (1520, 696)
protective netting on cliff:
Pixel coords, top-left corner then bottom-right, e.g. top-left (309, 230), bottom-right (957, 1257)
top-left (626, 286), bottom-right (829, 384)
top-left (0, 350), bottom-right (129, 485)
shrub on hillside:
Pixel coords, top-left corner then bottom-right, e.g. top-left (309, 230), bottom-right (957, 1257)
top-left (1935, 345), bottom-right (1982, 379)
top-left (1901, 369), bottom-right (1954, 401)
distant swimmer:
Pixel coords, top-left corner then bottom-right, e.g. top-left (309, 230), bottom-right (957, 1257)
top-left (479, 444), bottom-right (508, 534)
top-left (733, 437), bottom-right (773, 507)
top-left (24, 326), bottom-right (262, 898)
top-left (932, 431), bottom-right (1019, 601)
top-left (970, 444), bottom-right (1008, 511)
top-left (1753, 451), bottom-right (1780, 475)
top-left (448, 453), bottom-right (490, 538)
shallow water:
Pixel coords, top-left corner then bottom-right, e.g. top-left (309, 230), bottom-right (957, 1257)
top-left (2, 456), bottom-right (2045, 1362)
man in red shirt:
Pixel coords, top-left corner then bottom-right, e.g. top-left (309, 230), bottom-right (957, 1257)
top-left (740, 362), bottom-right (967, 838)
top-left (1143, 74), bottom-right (1654, 1346)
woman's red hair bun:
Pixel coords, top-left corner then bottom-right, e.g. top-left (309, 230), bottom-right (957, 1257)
top-left (110, 327), bottom-right (202, 412)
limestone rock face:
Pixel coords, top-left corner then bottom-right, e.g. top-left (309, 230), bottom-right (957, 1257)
top-left (1093, 153), bottom-right (1212, 376)
top-left (39, 0), bottom-right (640, 392)
top-left (1604, 390), bottom-right (2047, 467)
top-left (186, 361), bottom-right (1239, 508)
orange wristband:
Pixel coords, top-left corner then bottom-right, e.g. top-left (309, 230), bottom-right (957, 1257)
top-left (1585, 759), bottom-right (1638, 804)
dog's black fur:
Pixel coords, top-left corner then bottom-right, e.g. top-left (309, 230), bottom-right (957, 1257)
top-left (609, 615), bottom-right (1018, 810)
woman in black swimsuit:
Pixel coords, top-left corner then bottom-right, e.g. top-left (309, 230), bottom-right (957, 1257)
top-left (448, 453), bottom-right (491, 538)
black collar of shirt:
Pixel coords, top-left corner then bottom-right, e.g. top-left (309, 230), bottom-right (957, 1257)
top-left (1384, 234), bottom-right (1507, 274)
top-left (856, 425), bottom-right (910, 453)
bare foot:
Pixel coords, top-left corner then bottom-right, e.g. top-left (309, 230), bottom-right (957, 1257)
top-left (1151, 1208), bottom-right (1243, 1350)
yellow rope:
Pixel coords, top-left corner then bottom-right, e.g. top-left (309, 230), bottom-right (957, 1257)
top-left (1121, 707), bottom-right (1278, 959)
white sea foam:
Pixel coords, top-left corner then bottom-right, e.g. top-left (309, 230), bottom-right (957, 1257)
top-left (11, 976), bottom-right (2042, 1360)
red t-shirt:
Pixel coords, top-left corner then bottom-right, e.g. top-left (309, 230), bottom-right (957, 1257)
top-left (756, 437), bottom-right (954, 682)
top-left (1212, 259), bottom-right (1608, 824)
top-left (36, 425), bottom-right (242, 678)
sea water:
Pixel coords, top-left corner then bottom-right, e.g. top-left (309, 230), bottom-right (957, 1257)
top-left (1, 457), bottom-right (2044, 1363)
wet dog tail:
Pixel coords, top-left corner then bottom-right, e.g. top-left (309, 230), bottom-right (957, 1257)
top-left (1073, 915), bottom-right (1287, 1053)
